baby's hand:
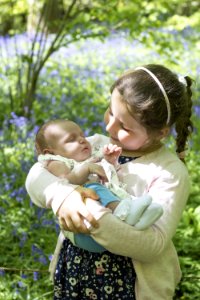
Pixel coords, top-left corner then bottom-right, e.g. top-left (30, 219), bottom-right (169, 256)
top-left (87, 163), bottom-right (108, 182)
top-left (103, 144), bottom-right (122, 166)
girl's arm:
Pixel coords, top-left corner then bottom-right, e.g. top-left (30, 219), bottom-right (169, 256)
top-left (25, 162), bottom-right (100, 232)
top-left (89, 168), bottom-right (189, 261)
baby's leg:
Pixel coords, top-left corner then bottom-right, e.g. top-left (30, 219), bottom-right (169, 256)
top-left (113, 195), bottom-right (163, 230)
top-left (71, 182), bottom-right (120, 253)
top-left (84, 182), bottom-right (120, 209)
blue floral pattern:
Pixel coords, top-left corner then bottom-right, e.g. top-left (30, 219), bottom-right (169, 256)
top-left (54, 239), bottom-right (136, 299)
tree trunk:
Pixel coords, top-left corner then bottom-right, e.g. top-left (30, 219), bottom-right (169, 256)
top-left (27, 0), bottom-right (64, 33)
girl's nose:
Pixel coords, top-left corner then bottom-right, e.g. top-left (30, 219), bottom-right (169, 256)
top-left (106, 117), bottom-right (116, 133)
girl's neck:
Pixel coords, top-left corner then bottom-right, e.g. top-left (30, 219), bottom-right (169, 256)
top-left (121, 141), bottom-right (163, 158)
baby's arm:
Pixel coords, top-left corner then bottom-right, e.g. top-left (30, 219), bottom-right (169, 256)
top-left (103, 144), bottom-right (122, 167)
top-left (47, 160), bottom-right (107, 185)
top-left (47, 160), bottom-right (71, 179)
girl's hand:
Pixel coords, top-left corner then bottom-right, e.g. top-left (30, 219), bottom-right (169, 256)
top-left (103, 144), bottom-right (122, 166)
top-left (57, 186), bottom-right (99, 233)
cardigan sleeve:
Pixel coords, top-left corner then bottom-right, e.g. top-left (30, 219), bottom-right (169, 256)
top-left (90, 158), bottom-right (190, 262)
top-left (25, 162), bottom-right (78, 214)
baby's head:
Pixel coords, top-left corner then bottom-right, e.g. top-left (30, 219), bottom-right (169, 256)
top-left (35, 119), bottom-right (92, 161)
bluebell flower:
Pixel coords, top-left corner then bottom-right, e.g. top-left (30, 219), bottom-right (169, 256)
top-left (36, 207), bottom-right (46, 219)
top-left (48, 254), bottom-right (53, 261)
top-left (33, 271), bottom-right (39, 281)
top-left (19, 232), bottom-right (28, 247)
top-left (9, 112), bottom-right (28, 128)
top-left (12, 228), bottom-right (18, 237)
top-left (18, 281), bottom-right (26, 288)
top-left (38, 255), bottom-right (48, 265)
top-left (55, 222), bottom-right (60, 234)
top-left (21, 273), bottom-right (28, 279)
top-left (194, 105), bottom-right (200, 118)
top-left (50, 70), bottom-right (59, 77)
top-left (4, 182), bottom-right (11, 191)
top-left (42, 219), bottom-right (54, 226)
top-left (31, 244), bottom-right (44, 256)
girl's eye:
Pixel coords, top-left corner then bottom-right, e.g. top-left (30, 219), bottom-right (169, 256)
top-left (121, 124), bottom-right (130, 131)
top-left (107, 105), bottom-right (113, 116)
top-left (120, 123), bottom-right (128, 130)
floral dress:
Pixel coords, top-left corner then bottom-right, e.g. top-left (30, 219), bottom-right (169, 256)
top-left (54, 156), bottom-right (136, 300)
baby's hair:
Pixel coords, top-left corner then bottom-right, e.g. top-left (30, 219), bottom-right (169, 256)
top-left (35, 119), bottom-right (69, 155)
top-left (111, 64), bottom-right (193, 161)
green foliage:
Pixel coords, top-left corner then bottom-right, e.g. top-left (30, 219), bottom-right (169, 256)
top-left (0, 0), bottom-right (28, 35)
top-left (0, 0), bottom-right (200, 119)
top-left (0, 131), bottom-right (56, 299)
top-left (173, 146), bottom-right (200, 299)
top-left (0, 34), bottom-right (200, 298)
top-left (0, 1), bottom-right (200, 297)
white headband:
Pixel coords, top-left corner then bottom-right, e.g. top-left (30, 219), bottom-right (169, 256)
top-left (135, 67), bottom-right (171, 125)
top-left (178, 75), bottom-right (187, 86)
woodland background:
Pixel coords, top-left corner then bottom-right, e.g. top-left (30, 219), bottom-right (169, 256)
top-left (0, 1), bottom-right (200, 299)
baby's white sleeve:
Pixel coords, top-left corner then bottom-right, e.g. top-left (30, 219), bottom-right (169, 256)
top-left (25, 162), bottom-right (78, 214)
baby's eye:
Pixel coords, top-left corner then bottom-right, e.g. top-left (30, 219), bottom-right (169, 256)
top-left (65, 135), bottom-right (75, 143)
top-left (66, 138), bottom-right (74, 143)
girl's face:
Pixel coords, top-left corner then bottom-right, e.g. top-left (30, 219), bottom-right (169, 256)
top-left (104, 88), bottom-right (150, 151)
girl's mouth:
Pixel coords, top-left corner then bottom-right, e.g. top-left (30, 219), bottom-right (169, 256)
top-left (110, 136), bottom-right (118, 142)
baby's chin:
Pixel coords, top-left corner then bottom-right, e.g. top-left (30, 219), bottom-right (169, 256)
top-left (77, 150), bottom-right (92, 162)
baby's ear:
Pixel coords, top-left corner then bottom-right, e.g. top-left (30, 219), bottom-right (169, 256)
top-left (43, 148), bottom-right (53, 154)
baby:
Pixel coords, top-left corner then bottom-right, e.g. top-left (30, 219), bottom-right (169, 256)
top-left (35, 119), bottom-right (161, 252)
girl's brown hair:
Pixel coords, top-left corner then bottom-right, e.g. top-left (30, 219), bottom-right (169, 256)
top-left (111, 64), bottom-right (193, 160)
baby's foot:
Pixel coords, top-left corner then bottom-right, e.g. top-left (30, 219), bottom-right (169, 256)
top-left (134, 203), bottom-right (163, 230)
top-left (114, 194), bottom-right (152, 226)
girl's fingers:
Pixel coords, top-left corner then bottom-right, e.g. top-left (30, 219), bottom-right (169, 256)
top-left (59, 216), bottom-right (80, 233)
top-left (77, 204), bottom-right (99, 230)
top-left (77, 186), bottom-right (99, 200)
top-left (57, 187), bottom-right (99, 233)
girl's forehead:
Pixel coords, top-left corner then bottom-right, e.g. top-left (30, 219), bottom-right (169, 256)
top-left (110, 89), bottom-right (131, 119)
top-left (110, 88), bottom-right (143, 130)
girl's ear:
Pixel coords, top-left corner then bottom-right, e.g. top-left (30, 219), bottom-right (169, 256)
top-left (159, 127), bottom-right (170, 139)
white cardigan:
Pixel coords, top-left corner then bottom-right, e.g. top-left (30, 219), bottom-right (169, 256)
top-left (25, 134), bottom-right (190, 300)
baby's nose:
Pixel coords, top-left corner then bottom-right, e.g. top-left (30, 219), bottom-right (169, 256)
top-left (79, 136), bottom-right (86, 143)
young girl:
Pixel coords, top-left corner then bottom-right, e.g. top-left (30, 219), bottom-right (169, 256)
top-left (26, 64), bottom-right (193, 299)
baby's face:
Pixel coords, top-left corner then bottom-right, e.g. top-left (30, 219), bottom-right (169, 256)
top-left (46, 121), bottom-right (92, 161)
